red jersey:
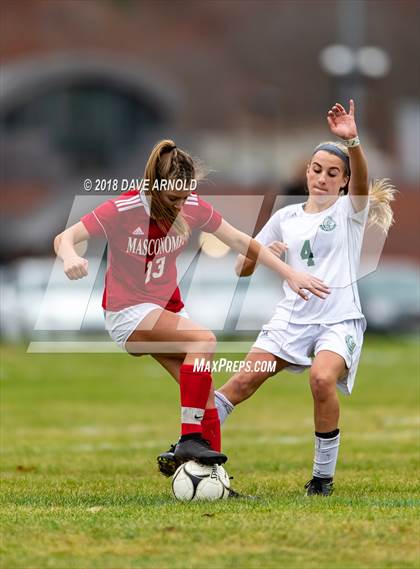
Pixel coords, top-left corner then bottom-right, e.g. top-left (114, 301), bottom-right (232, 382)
top-left (81, 191), bottom-right (223, 312)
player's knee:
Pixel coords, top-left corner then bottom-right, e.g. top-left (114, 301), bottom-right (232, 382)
top-left (201, 329), bottom-right (217, 353)
top-left (205, 329), bottom-right (217, 348)
top-left (310, 370), bottom-right (336, 401)
top-left (185, 329), bottom-right (217, 355)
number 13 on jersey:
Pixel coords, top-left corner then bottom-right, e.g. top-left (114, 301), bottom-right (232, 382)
top-left (300, 240), bottom-right (315, 266)
top-left (145, 257), bottom-right (166, 283)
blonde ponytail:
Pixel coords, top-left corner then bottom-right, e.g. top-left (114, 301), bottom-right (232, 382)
top-left (367, 178), bottom-right (397, 234)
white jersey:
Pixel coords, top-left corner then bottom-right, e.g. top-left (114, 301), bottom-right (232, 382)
top-left (255, 195), bottom-right (369, 326)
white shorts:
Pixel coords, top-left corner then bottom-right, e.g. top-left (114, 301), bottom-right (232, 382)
top-left (104, 303), bottom-right (190, 352)
top-left (253, 319), bottom-right (366, 395)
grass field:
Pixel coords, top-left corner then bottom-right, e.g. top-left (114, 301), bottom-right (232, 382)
top-left (1, 336), bottom-right (419, 569)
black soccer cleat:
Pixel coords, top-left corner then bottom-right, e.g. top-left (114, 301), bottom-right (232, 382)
top-left (174, 437), bottom-right (228, 466)
top-left (304, 477), bottom-right (334, 496)
top-left (157, 443), bottom-right (180, 478)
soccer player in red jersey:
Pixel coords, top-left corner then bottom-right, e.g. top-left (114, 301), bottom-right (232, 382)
top-left (54, 140), bottom-right (329, 468)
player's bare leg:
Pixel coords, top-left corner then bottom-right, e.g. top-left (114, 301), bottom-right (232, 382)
top-left (218, 349), bottom-right (289, 406)
top-left (126, 308), bottom-right (226, 467)
top-left (126, 308), bottom-right (217, 364)
top-left (306, 350), bottom-right (346, 496)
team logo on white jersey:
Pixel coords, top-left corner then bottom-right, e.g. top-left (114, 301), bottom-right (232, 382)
top-left (345, 334), bottom-right (356, 355)
top-left (320, 216), bottom-right (337, 232)
top-left (132, 226), bottom-right (144, 235)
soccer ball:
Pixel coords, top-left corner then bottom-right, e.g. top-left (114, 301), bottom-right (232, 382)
top-left (171, 460), bottom-right (230, 501)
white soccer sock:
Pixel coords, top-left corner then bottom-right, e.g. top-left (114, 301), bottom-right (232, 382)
top-left (214, 391), bottom-right (234, 425)
top-left (312, 431), bottom-right (340, 479)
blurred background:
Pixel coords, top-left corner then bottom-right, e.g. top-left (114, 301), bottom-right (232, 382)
top-left (0, 0), bottom-right (419, 342)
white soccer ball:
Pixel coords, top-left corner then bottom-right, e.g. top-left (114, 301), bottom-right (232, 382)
top-left (172, 461), bottom-right (230, 501)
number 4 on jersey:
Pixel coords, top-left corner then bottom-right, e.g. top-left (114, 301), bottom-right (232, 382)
top-left (300, 240), bottom-right (315, 266)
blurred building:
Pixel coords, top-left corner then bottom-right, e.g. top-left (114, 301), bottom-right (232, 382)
top-left (0, 0), bottom-right (419, 260)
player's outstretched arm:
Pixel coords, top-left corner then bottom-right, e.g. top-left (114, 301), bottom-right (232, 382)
top-left (327, 99), bottom-right (369, 210)
top-left (54, 221), bottom-right (90, 280)
top-left (214, 220), bottom-right (329, 301)
top-left (235, 253), bottom-right (256, 277)
top-left (235, 241), bottom-right (288, 277)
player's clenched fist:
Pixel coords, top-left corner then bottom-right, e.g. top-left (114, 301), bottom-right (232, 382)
top-left (63, 255), bottom-right (89, 280)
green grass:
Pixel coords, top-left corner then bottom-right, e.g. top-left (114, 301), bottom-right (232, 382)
top-left (1, 336), bottom-right (419, 568)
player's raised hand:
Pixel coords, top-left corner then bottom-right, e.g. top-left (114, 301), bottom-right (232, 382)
top-left (268, 241), bottom-right (288, 257)
top-left (327, 100), bottom-right (358, 141)
top-left (287, 270), bottom-right (330, 301)
top-left (63, 255), bottom-right (89, 280)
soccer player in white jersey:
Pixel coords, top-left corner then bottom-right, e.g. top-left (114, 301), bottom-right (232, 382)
top-left (54, 139), bottom-right (329, 477)
top-left (213, 100), bottom-right (396, 496)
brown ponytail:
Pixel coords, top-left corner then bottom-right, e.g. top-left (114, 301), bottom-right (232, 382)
top-left (143, 139), bottom-right (198, 237)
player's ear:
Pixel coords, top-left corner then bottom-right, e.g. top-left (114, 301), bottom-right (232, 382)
top-left (341, 174), bottom-right (349, 189)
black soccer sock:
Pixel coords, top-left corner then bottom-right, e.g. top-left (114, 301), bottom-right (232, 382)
top-left (315, 428), bottom-right (340, 439)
